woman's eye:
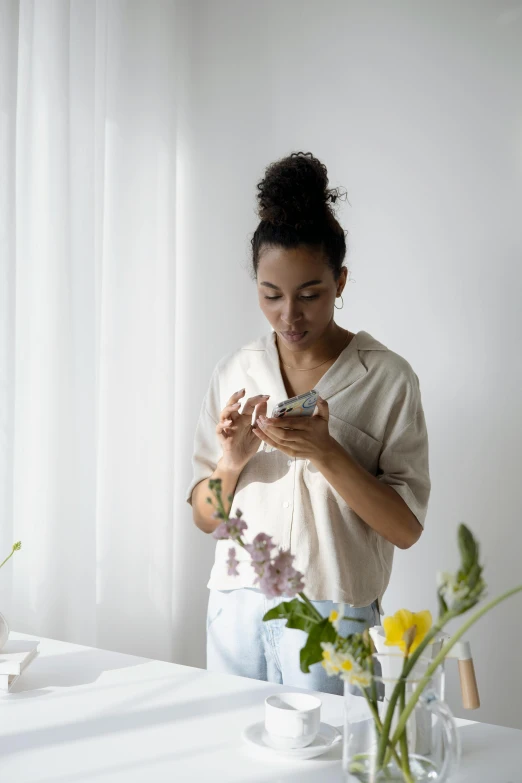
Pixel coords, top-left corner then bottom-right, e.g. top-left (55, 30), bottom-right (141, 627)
top-left (264, 295), bottom-right (319, 301)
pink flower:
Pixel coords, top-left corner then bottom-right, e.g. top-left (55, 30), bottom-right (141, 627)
top-left (256, 548), bottom-right (305, 598)
top-left (212, 514), bottom-right (305, 599)
top-left (258, 563), bottom-right (281, 597)
top-left (251, 559), bottom-right (268, 580)
top-left (272, 550), bottom-right (294, 576)
top-left (245, 533), bottom-right (276, 563)
top-left (285, 569), bottom-right (305, 595)
top-left (227, 547), bottom-right (240, 577)
top-left (212, 517), bottom-right (248, 542)
top-left (212, 521), bottom-right (230, 540)
top-left (246, 534), bottom-right (277, 582)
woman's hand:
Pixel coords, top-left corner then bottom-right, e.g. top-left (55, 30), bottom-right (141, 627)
top-left (216, 389), bottom-right (270, 471)
top-left (252, 396), bottom-right (335, 463)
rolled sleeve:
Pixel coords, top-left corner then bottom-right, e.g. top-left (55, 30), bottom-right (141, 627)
top-left (377, 409), bottom-right (431, 527)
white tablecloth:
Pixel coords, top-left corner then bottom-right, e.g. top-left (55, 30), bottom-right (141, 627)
top-left (0, 632), bottom-right (520, 782)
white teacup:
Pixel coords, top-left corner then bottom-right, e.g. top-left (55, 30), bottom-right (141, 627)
top-left (264, 692), bottom-right (322, 749)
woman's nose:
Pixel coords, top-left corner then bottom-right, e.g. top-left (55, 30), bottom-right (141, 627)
top-left (281, 301), bottom-right (302, 325)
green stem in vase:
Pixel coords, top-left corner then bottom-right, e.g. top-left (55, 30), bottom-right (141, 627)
top-left (399, 677), bottom-right (414, 783)
top-left (375, 654), bottom-right (410, 768)
top-left (379, 607), bottom-right (469, 769)
top-left (390, 584), bottom-right (522, 751)
top-left (360, 688), bottom-right (403, 770)
top-left (365, 645), bottom-right (405, 774)
top-left (376, 615), bottom-right (452, 769)
top-left (368, 643), bottom-right (378, 708)
top-left (375, 616), bottom-right (444, 773)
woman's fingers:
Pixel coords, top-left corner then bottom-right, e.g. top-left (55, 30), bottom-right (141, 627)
top-left (241, 394), bottom-right (270, 417)
top-left (224, 389), bottom-right (246, 410)
top-left (218, 392), bottom-right (271, 441)
top-left (253, 424), bottom-right (295, 456)
top-left (219, 390), bottom-right (245, 429)
top-left (221, 392), bottom-right (270, 423)
top-left (260, 415), bottom-right (309, 430)
top-left (216, 419), bottom-right (235, 436)
top-left (257, 418), bottom-right (299, 445)
top-left (219, 402), bottom-right (241, 422)
top-left (253, 398), bottom-right (268, 426)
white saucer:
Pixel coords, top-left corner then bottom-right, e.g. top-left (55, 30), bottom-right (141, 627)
top-left (241, 721), bottom-right (342, 759)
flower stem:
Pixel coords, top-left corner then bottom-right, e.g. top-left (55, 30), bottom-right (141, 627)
top-left (399, 678), bottom-right (413, 783)
top-left (214, 485), bottom-right (229, 521)
top-left (360, 689), bottom-right (403, 770)
top-left (0, 548), bottom-right (15, 570)
top-left (375, 655), bottom-right (409, 768)
top-left (390, 584), bottom-right (522, 751)
top-left (298, 592), bottom-right (324, 623)
top-left (368, 645), bottom-right (378, 709)
top-left (376, 616), bottom-right (453, 768)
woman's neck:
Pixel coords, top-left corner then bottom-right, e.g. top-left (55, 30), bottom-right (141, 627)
top-left (276, 321), bottom-right (350, 371)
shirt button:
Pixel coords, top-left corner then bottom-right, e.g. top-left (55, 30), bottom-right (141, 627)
top-left (287, 459), bottom-right (292, 466)
top-left (282, 501), bottom-right (290, 509)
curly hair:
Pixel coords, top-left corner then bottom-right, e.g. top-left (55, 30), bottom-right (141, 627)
top-left (250, 151), bottom-right (348, 281)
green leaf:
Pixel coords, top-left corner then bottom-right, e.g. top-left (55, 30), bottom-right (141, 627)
top-left (286, 614), bottom-right (317, 634)
top-left (262, 598), bottom-right (302, 622)
top-left (437, 591), bottom-right (448, 618)
top-left (262, 600), bottom-right (368, 674)
top-left (467, 561), bottom-right (482, 592)
top-left (458, 524), bottom-right (478, 575)
top-left (299, 618), bottom-right (337, 674)
top-left (262, 598), bottom-right (318, 633)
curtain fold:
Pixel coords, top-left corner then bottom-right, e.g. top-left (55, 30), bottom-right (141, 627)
top-left (0, 0), bottom-right (197, 663)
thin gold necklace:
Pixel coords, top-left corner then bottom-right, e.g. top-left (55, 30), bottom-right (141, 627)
top-left (280, 332), bottom-right (352, 372)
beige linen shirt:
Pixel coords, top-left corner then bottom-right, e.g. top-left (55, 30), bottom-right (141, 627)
top-left (185, 330), bottom-right (430, 613)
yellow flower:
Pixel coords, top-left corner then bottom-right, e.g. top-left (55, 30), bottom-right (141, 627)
top-left (321, 642), bottom-right (341, 676)
top-left (328, 602), bottom-right (345, 633)
top-left (342, 667), bottom-right (372, 689)
top-left (338, 651), bottom-right (355, 674)
top-left (383, 608), bottom-right (432, 655)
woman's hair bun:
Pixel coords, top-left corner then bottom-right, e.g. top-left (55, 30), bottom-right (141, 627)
top-left (256, 151), bottom-right (344, 229)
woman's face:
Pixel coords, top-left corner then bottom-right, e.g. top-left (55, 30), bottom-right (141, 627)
top-left (256, 245), bottom-right (347, 351)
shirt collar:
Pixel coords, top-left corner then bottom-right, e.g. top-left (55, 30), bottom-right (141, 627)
top-left (242, 329), bottom-right (387, 404)
top-left (354, 331), bottom-right (388, 352)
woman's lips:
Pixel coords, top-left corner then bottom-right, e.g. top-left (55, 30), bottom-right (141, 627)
top-left (282, 331), bottom-right (307, 343)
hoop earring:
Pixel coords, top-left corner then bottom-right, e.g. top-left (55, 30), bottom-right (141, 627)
top-left (334, 294), bottom-right (344, 310)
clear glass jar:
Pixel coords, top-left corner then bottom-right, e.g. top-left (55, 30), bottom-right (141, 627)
top-left (343, 653), bottom-right (460, 783)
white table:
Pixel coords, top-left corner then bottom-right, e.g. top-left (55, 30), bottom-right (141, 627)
top-left (0, 632), bottom-right (520, 782)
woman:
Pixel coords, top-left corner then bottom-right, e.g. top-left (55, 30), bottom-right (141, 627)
top-left (186, 152), bottom-right (430, 695)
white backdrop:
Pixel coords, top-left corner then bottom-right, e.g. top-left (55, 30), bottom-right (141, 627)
top-left (1, 0), bottom-right (521, 730)
top-left (178, 0), bottom-right (522, 730)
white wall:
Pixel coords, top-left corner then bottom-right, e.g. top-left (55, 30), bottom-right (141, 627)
top-left (179, 0), bottom-right (522, 729)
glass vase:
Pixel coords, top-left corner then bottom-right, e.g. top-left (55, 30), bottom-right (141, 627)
top-left (343, 653), bottom-right (460, 783)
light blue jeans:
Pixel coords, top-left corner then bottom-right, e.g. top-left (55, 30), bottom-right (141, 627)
top-left (206, 587), bottom-right (380, 695)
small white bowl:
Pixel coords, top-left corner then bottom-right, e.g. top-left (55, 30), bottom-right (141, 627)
top-left (264, 692), bottom-right (322, 749)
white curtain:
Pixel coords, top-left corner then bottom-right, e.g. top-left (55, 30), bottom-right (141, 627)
top-left (0, 0), bottom-right (208, 664)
